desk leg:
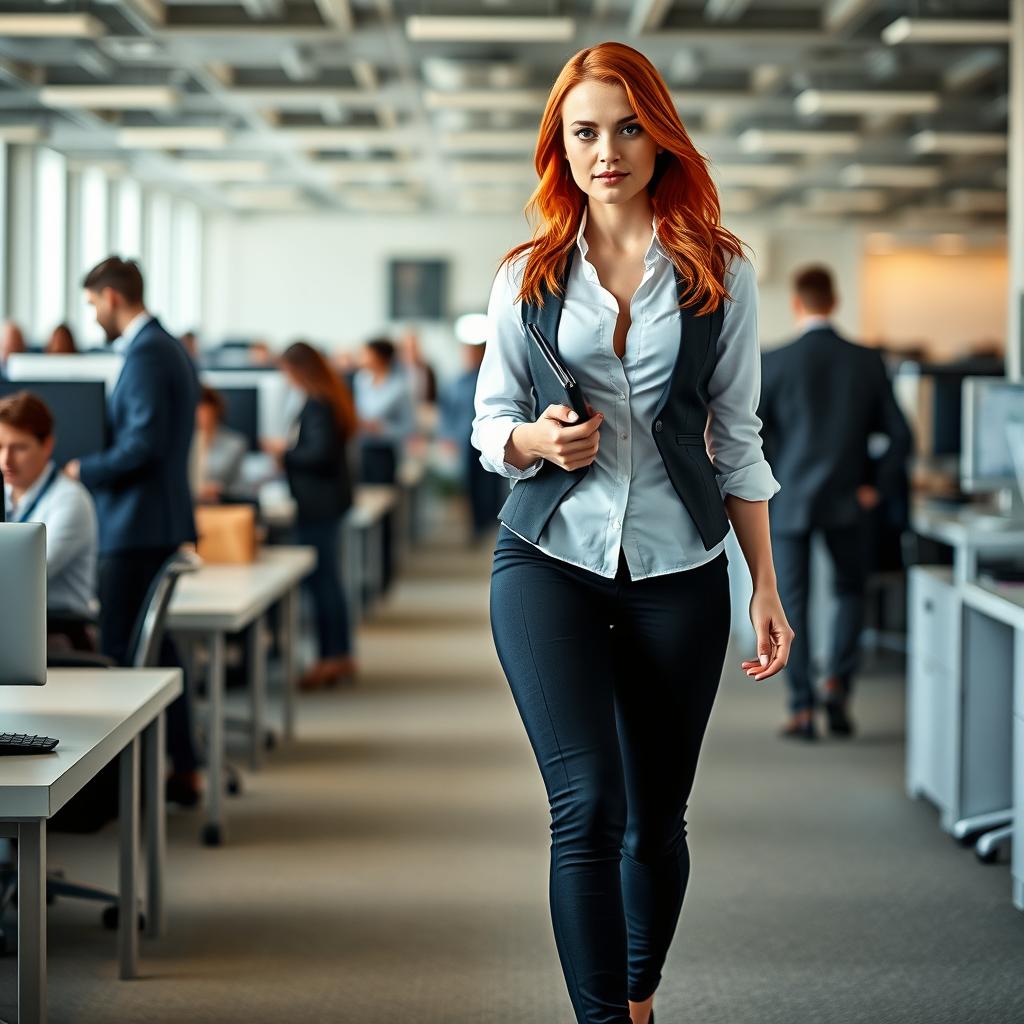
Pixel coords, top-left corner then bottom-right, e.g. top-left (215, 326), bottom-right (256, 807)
top-left (368, 522), bottom-right (382, 610)
top-left (17, 820), bottom-right (46, 1024)
top-left (203, 631), bottom-right (226, 847)
top-left (143, 714), bottom-right (166, 939)
top-left (342, 520), bottom-right (362, 624)
top-left (119, 738), bottom-right (140, 980)
top-left (248, 618), bottom-right (267, 771)
top-left (282, 590), bottom-right (297, 742)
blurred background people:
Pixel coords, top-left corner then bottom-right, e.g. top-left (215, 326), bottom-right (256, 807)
top-left (1, 320), bottom-right (27, 376)
top-left (194, 385), bottom-right (248, 503)
top-left (66, 256), bottom-right (201, 805)
top-left (398, 327), bottom-right (438, 404)
top-left (46, 322), bottom-right (77, 355)
top-left (759, 264), bottom-right (912, 742)
top-left (439, 341), bottom-right (506, 544)
top-left (0, 391), bottom-right (98, 651)
top-left (180, 329), bottom-right (200, 361)
top-left (264, 341), bottom-right (358, 689)
top-left (354, 337), bottom-right (416, 486)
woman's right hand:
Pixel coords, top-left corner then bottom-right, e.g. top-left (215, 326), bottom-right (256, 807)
top-left (507, 404), bottom-right (603, 472)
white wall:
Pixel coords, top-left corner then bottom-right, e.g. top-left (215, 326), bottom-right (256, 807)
top-left (202, 211), bottom-right (866, 377)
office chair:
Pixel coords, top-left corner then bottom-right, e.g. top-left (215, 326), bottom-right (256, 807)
top-left (0, 551), bottom-right (201, 945)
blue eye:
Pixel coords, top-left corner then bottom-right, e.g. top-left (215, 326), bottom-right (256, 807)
top-left (574, 128), bottom-right (595, 140)
top-left (622, 124), bottom-right (642, 136)
top-left (573, 124), bottom-right (642, 140)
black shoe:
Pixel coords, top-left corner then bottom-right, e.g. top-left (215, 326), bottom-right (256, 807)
top-left (165, 772), bottom-right (201, 808)
top-left (824, 699), bottom-right (855, 737)
top-left (779, 717), bottom-right (817, 741)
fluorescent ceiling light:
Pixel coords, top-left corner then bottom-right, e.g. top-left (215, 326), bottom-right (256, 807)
top-left (704, 0), bottom-right (752, 23)
top-left (712, 163), bottom-right (798, 187)
top-left (738, 129), bottom-right (860, 154)
top-left (424, 89), bottom-right (547, 112)
top-left (839, 164), bottom-right (943, 188)
top-left (39, 86), bottom-right (180, 110)
top-left (795, 89), bottom-right (939, 116)
top-left (118, 127), bottom-right (229, 149)
top-left (406, 16), bottom-right (575, 42)
top-left (276, 128), bottom-right (398, 149)
top-left (227, 185), bottom-right (306, 209)
top-left (0, 14), bottom-right (106, 37)
top-left (806, 188), bottom-right (888, 212)
top-left (0, 125), bottom-right (44, 143)
top-left (177, 159), bottom-right (271, 182)
top-left (313, 0), bottom-right (353, 31)
top-left (450, 160), bottom-right (535, 184)
top-left (441, 130), bottom-right (536, 153)
top-left (824, 0), bottom-right (878, 34)
top-left (226, 88), bottom-right (375, 109)
top-left (909, 131), bottom-right (1007, 155)
top-left (882, 17), bottom-right (1010, 45)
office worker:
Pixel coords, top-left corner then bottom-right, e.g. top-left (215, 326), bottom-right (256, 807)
top-left (472, 43), bottom-right (792, 1024)
top-left (0, 392), bottom-right (98, 648)
top-left (0, 320), bottom-right (27, 375)
top-left (264, 341), bottom-right (358, 689)
top-left (194, 386), bottom-right (248, 503)
top-left (758, 265), bottom-right (912, 741)
top-left (65, 256), bottom-right (201, 804)
top-left (353, 337), bottom-right (416, 485)
top-left (46, 322), bottom-right (77, 355)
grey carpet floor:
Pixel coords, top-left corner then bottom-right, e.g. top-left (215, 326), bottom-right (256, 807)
top-left (3, 506), bottom-right (1022, 1023)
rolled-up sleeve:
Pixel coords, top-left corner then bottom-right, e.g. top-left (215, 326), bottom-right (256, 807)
top-left (470, 256), bottom-right (543, 480)
top-left (705, 255), bottom-right (781, 502)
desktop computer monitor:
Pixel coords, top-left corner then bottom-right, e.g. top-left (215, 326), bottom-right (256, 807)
top-left (0, 523), bottom-right (47, 685)
top-left (0, 380), bottom-right (108, 467)
top-left (961, 378), bottom-right (1024, 493)
top-left (4, 352), bottom-right (124, 392)
top-left (219, 386), bottom-right (260, 451)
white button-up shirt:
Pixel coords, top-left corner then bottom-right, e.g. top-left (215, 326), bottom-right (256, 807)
top-left (471, 210), bottom-right (780, 580)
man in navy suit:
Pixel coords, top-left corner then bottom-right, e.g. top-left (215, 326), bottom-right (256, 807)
top-left (65, 257), bottom-right (200, 802)
top-left (759, 265), bottom-right (912, 742)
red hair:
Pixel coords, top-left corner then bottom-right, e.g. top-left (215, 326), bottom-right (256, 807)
top-left (501, 41), bottom-right (746, 316)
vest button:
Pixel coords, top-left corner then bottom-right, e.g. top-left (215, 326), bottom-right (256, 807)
top-left (654, 420), bottom-right (663, 432)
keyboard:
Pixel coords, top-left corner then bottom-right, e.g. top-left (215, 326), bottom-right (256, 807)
top-left (0, 733), bottom-right (59, 755)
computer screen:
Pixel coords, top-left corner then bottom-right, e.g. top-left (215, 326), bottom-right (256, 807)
top-left (219, 386), bottom-right (260, 451)
top-left (0, 523), bottom-right (46, 685)
top-left (961, 378), bottom-right (1024, 492)
top-left (4, 352), bottom-right (124, 392)
top-left (0, 380), bottom-right (107, 467)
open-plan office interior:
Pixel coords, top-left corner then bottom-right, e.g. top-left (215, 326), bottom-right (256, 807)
top-left (0, 2), bottom-right (1023, 1022)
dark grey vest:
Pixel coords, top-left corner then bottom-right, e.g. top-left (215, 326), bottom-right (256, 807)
top-left (497, 247), bottom-right (731, 551)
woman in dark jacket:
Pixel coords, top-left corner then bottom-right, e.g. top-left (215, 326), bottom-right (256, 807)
top-left (266, 341), bottom-right (358, 689)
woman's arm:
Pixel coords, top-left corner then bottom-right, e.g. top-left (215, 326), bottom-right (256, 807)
top-left (705, 256), bottom-right (793, 680)
top-left (724, 495), bottom-right (793, 681)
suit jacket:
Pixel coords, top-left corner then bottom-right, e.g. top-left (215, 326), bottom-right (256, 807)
top-left (79, 318), bottom-right (199, 555)
top-left (758, 325), bottom-right (912, 535)
top-left (284, 398), bottom-right (353, 524)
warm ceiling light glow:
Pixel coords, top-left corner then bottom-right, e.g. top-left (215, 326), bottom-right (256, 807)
top-left (795, 89), bottom-right (939, 116)
top-left (738, 129), bottom-right (860, 154)
top-left (39, 86), bottom-right (180, 110)
top-left (0, 13), bottom-right (106, 37)
top-left (882, 17), bottom-right (1010, 45)
top-left (909, 131), bottom-right (1007, 155)
top-left (406, 15), bottom-right (575, 42)
top-left (177, 159), bottom-right (271, 181)
top-left (839, 164), bottom-right (943, 188)
top-left (117, 127), bottom-right (229, 149)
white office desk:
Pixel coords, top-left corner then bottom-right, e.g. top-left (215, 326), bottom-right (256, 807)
top-left (0, 669), bottom-right (182, 1024)
top-left (167, 546), bottom-right (314, 846)
top-left (911, 498), bottom-right (1024, 584)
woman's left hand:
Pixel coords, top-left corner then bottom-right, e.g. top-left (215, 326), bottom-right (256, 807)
top-left (741, 588), bottom-right (795, 681)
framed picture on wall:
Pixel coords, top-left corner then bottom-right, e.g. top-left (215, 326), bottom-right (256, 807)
top-left (387, 258), bottom-right (449, 321)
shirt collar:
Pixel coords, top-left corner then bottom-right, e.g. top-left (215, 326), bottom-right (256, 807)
top-left (113, 311), bottom-right (153, 354)
top-left (797, 316), bottom-right (833, 336)
top-left (574, 206), bottom-right (667, 270)
top-left (4, 460), bottom-right (56, 519)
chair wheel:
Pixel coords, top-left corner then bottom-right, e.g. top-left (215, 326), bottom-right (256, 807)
top-left (227, 777), bottom-right (242, 796)
top-left (264, 732), bottom-right (277, 752)
top-left (102, 906), bottom-right (146, 931)
top-left (202, 823), bottom-right (223, 847)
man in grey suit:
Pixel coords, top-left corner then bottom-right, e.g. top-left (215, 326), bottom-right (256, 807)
top-left (759, 265), bottom-right (912, 741)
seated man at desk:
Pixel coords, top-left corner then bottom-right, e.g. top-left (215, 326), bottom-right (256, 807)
top-left (0, 392), bottom-right (99, 649)
top-left (194, 385), bottom-right (248, 503)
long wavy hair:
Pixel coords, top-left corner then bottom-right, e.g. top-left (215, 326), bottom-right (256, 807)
top-left (280, 341), bottom-right (358, 440)
top-left (501, 41), bottom-right (745, 316)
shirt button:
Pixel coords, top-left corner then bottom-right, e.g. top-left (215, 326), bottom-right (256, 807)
top-left (613, 519), bottom-right (622, 530)
top-left (620, 432), bottom-right (628, 440)
top-left (654, 419), bottom-right (663, 432)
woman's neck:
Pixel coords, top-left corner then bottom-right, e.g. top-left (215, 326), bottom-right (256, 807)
top-left (583, 193), bottom-right (656, 257)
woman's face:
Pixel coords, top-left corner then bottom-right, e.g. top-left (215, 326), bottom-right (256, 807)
top-left (560, 79), bottom-right (662, 208)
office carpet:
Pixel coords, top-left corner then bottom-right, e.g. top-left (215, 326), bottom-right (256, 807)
top-left (3, 503), bottom-right (1022, 1024)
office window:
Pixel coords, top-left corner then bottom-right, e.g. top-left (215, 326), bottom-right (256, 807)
top-left (33, 148), bottom-right (67, 340)
top-left (113, 177), bottom-right (142, 260)
top-left (76, 166), bottom-right (109, 348)
top-left (144, 191), bottom-right (172, 322)
top-left (171, 199), bottom-right (202, 336)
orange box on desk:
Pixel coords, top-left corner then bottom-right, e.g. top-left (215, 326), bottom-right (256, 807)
top-left (194, 504), bottom-right (258, 564)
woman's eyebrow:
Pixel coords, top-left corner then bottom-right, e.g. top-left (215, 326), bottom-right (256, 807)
top-left (569, 115), bottom-right (639, 127)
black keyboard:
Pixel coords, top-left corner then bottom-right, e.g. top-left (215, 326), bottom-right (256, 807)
top-left (0, 733), bottom-right (59, 755)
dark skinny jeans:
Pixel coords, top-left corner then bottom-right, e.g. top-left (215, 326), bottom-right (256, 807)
top-left (489, 527), bottom-right (730, 1024)
top-left (295, 518), bottom-right (352, 659)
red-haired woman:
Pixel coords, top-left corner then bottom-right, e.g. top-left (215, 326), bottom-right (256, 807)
top-left (472, 43), bottom-right (794, 1024)
top-left (265, 341), bottom-right (358, 688)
